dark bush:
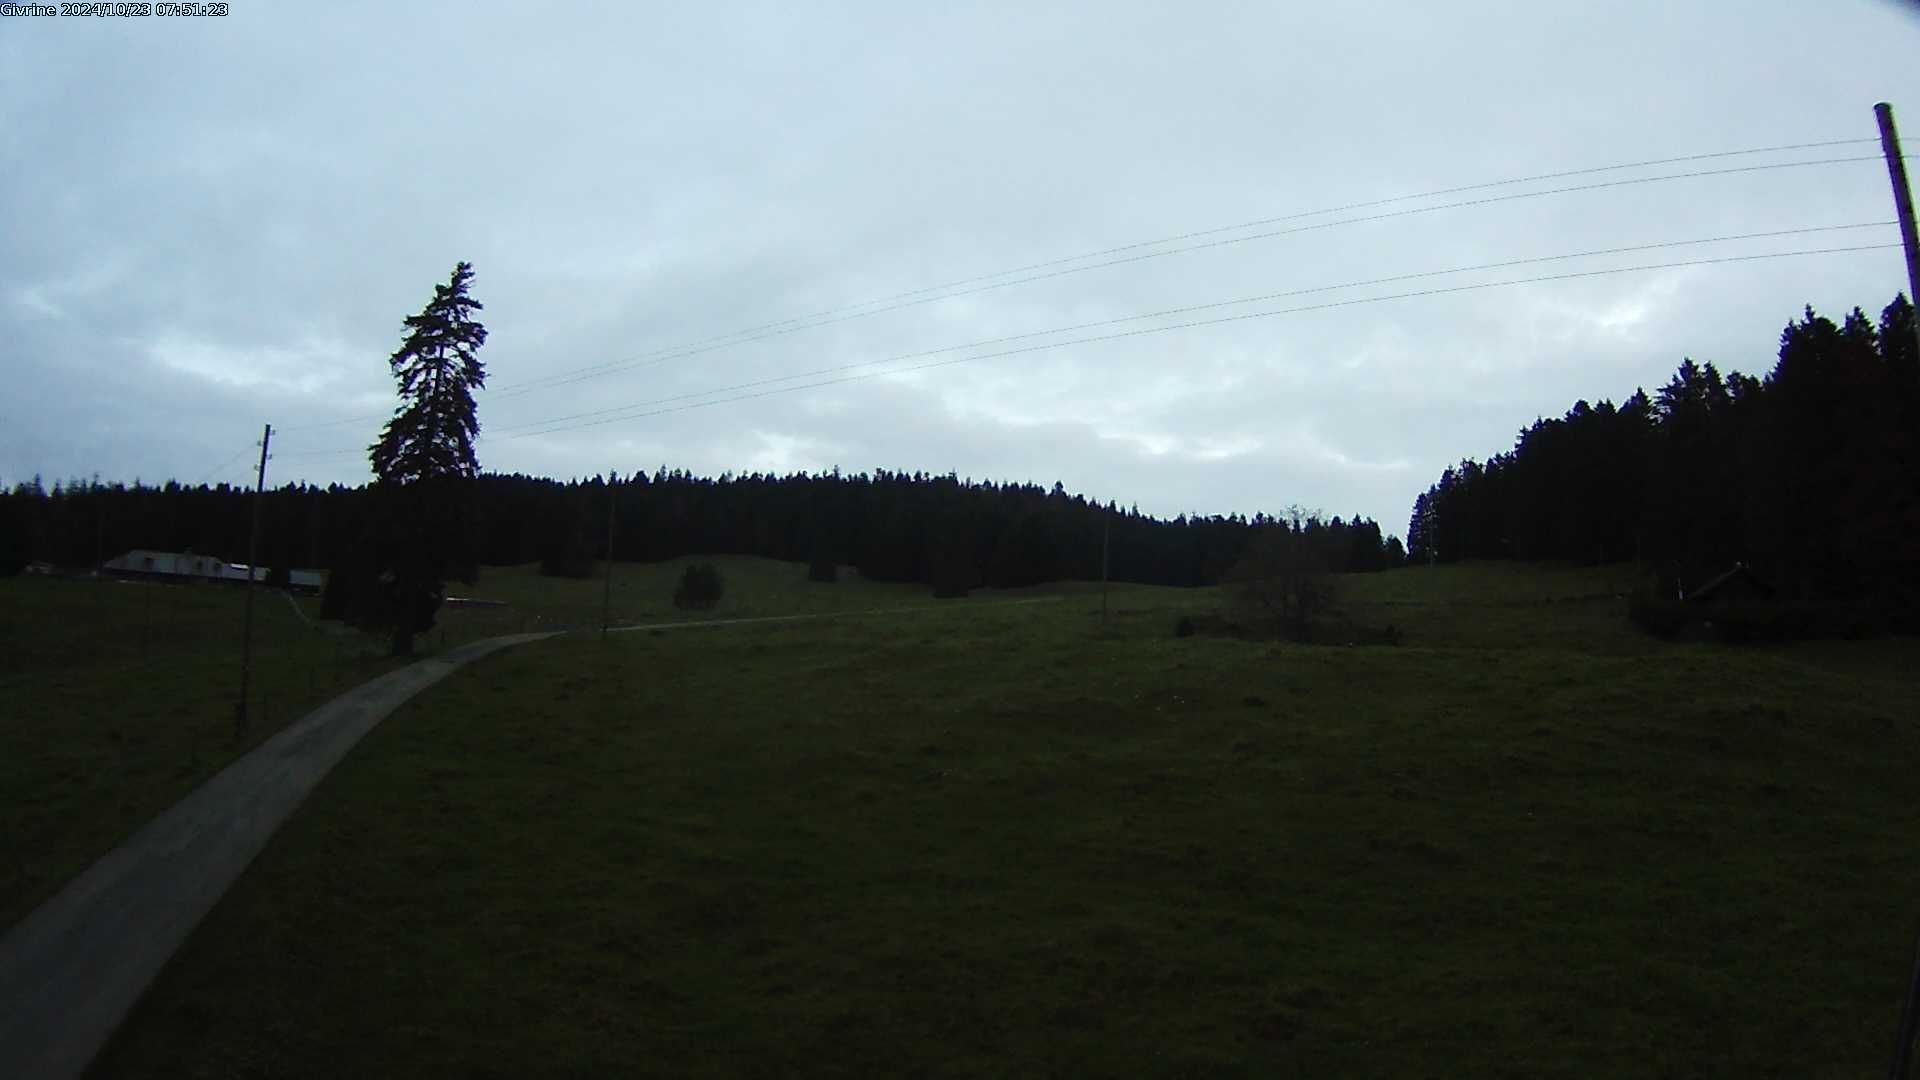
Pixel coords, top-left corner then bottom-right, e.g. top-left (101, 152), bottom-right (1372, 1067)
top-left (807, 553), bottom-right (837, 584)
top-left (673, 563), bottom-right (724, 611)
top-left (1174, 615), bottom-right (1196, 637)
top-left (1224, 528), bottom-right (1338, 642)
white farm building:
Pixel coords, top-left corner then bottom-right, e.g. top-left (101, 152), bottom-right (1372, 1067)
top-left (101, 550), bottom-right (324, 592)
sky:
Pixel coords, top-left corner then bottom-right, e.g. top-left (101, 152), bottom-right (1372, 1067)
top-left (4, 1), bottom-right (1919, 538)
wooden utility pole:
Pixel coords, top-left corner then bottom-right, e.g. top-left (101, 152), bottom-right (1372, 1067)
top-left (234, 423), bottom-right (271, 740)
top-left (1878, 102), bottom-right (1920, 1079)
top-left (1878, 102), bottom-right (1920, 360)
top-left (601, 473), bottom-right (617, 639)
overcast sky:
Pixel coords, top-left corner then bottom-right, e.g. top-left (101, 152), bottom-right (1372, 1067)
top-left (4, 2), bottom-right (1919, 537)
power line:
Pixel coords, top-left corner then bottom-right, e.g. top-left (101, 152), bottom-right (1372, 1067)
top-left (265, 239), bottom-right (1903, 464)
top-left (476, 222), bottom-right (1896, 437)
top-left (190, 444), bottom-right (256, 487)
top-left (275, 231), bottom-right (1899, 458)
top-left (477, 154), bottom-right (1886, 403)
top-left (697, 138), bottom-right (1888, 330)
top-left (483, 242), bottom-right (1900, 443)
top-left (278, 138), bottom-right (1882, 434)
top-left (484, 139), bottom-right (1882, 397)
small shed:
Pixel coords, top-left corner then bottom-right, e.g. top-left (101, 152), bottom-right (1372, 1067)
top-left (100, 550), bottom-right (326, 592)
top-left (1670, 562), bottom-right (1778, 642)
top-left (1682, 562), bottom-right (1775, 608)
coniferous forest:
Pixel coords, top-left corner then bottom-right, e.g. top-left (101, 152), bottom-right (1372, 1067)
top-left (1408, 293), bottom-right (1918, 631)
top-left (0, 467), bottom-right (1400, 593)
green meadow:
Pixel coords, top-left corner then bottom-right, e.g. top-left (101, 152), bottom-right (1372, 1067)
top-left (16, 560), bottom-right (1920, 1076)
top-left (1, 575), bottom-right (406, 928)
top-left (0, 558), bottom-right (942, 928)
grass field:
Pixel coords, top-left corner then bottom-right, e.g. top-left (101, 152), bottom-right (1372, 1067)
top-left (0, 556), bottom-right (1027, 930)
top-left (74, 560), bottom-right (1920, 1076)
top-left (433, 555), bottom-right (1072, 637)
top-left (0, 576), bottom-right (412, 929)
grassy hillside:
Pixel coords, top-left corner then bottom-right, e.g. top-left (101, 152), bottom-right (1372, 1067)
top-left (436, 555), bottom-right (1113, 634)
top-left (90, 561), bottom-right (1920, 1077)
top-left (0, 576), bottom-right (405, 928)
top-left (2, 557), bottom-right (1121, 930)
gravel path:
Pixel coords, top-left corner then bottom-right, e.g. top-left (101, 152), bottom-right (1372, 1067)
top-left (0, 632), bottom-right (560, 1080)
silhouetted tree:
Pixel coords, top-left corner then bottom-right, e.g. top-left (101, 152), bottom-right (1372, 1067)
top-left (0, 491), bottom-right (27, 576)
top-left (1407, 491), bottom-right (1433, 565)
top-left (365, 261), bottom-right (488, 655)
top-left (1225, 525), bottom-right (1338, 640)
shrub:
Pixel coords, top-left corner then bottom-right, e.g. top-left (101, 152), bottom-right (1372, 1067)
top-left (673, 563), bottom-right (724, 611)
top-left (1224, 527), bottom-right (1339, 642)
top-left (1174, 615), bottom-right (1196, 638)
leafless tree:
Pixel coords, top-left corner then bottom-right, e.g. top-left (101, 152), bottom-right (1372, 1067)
top-left (1225, 524), bottom-right (1338, 641)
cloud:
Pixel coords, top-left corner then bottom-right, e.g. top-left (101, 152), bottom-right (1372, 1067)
top-left (2, 0), bottom-right (1917, 535)
top-left (146, 332), bottom-right (365, 396)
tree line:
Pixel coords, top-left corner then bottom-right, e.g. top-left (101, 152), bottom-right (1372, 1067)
top-left (0, 467), bottom-right (1405, 592)
top-left (1407, 293), bottom-right (1919, 628)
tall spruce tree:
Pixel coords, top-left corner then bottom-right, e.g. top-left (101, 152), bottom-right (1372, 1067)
top-left (367, 261), bottom-right (488, 655)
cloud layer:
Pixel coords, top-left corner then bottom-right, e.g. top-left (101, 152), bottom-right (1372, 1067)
top-left (4, 1), bottom-right (1918, 536)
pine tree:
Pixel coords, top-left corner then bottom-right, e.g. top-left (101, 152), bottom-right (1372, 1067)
top-left (365, 261), bottom-right (488, 655)
top-left (0, 491), bottom-right (27, 576)
top-left (371, 261), bottom-right (488, 484)
top-left (1407, 491), bottom-right (1433, 565)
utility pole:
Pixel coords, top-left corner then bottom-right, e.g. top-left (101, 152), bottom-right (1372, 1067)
top-left (1878, 104), bottom-right (1920, 1078)
top-left (601, 472), bottom-right (617, 639)
top-left (1877, 102), bottom-right (1920, 360)
top-left (233, 423), bottom-right (270, 741)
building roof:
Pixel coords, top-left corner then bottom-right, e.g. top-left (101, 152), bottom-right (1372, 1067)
top-left (1685, 562), bottom-right (1774, 604)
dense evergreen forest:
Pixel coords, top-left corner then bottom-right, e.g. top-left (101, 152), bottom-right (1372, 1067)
top-left (0, 468), bottom-right (1403, 592)
top-left (1408, 293), bottom-right (1919, 628)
